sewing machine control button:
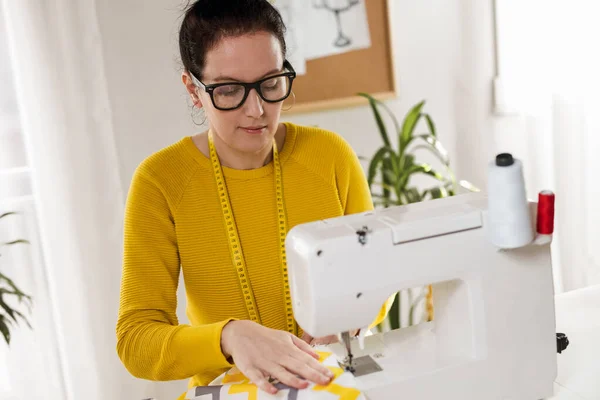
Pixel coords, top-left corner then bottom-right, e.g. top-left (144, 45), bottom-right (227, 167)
top-left (356, 225), bottom-right (371, 245)
top-left (556, 332), bottom-right (569, 353)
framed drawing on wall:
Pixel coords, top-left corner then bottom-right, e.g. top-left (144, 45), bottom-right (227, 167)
top-left (282, 0), bottom-right (396, 115)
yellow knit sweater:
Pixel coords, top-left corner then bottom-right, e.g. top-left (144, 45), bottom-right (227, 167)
top-left (116, 122), bottom-right (391, 391)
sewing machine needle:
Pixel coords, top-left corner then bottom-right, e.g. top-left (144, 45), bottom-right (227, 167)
top-left (341, 331), bottom-right (354, 372)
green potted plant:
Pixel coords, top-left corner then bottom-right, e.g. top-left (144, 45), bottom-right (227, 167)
top-left (358, 92), bottom-right (478, 331)
top-left (0, 211), bottom-right (32, 345)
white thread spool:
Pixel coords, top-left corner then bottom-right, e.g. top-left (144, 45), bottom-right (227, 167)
top-left (486, 153), bottom-right (534, 249)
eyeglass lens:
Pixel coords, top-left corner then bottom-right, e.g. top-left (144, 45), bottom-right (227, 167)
top-left (212, 75), bottom-right (292, 109)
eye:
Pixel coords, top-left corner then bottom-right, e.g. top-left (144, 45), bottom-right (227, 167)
top-left (215, 85), bottom-right (243, 97)
top-left (262, 77), bottom-right (281, 91)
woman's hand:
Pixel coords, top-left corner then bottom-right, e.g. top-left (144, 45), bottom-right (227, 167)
top-left (220, 320), bottom-right (334, 394)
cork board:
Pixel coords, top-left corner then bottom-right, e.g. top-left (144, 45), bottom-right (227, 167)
top-left (283, 0), bottom-right (396, 115)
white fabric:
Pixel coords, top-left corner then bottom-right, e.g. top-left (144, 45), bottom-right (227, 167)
top-left (1, 1), bottom-right (166, 399)
top-left (493, 1), bottom-right (600, 292)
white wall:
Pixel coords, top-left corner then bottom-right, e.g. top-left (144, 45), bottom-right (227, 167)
top-left (95, 1), bottom-right (195, 193)
top-left (94, 0), bottom-right (498, 397)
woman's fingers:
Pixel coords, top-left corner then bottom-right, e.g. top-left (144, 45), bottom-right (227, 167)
top-left (265, 363), bottom-right (310, 390)
top-left (288, 345), bottom-right (335, 381)
top-left (245, 368), bottom-right (277, 395)
top-left (291, 334), bottom-right (320, 359)
top-left (282, 354), bottom-right (333, 386)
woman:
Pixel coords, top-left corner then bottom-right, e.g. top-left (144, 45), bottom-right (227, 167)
top-left (116, 0), bottom-right (392, 397)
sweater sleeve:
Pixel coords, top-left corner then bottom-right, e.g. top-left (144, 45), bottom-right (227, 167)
top-left (335, 136), bottom-right (374, 216)
top-left (335, 136), bottom-right (395, 330)
top-left (116, 166), bottom-right (234, 381)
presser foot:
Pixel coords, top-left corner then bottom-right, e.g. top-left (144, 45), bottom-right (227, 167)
top-left (339, 355), bottom-right (356, 373)
top-left (339, 331), bottom-right (355, 372)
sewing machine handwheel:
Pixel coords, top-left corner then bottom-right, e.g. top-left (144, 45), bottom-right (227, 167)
top-left (556, 333), bottom-right (569, 354)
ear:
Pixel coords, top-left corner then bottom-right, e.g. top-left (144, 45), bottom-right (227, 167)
top-left (182, 71), bottom-right (203, 108)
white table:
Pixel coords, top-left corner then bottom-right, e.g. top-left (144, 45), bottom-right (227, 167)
top-left (549, 284), bottom-right (600, 399)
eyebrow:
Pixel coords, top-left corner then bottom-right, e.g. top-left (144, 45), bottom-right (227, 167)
top-left (212, 67), bottom-right (283, 83)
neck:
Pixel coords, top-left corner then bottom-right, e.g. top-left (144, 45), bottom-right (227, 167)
top-left (210, 124), bottom-right (285, 170)
top-left (217, 142), bottom-right (272, 170)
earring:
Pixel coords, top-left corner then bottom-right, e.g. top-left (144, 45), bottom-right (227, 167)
top-left (282, 91), bottom-right (296, 112)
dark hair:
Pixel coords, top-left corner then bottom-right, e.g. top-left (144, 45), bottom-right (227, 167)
top-left (179, 0), bottom-right (287, 80)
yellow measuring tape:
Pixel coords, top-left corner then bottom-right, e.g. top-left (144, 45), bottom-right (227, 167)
top-left (208, 131), bottom-right (297, 336)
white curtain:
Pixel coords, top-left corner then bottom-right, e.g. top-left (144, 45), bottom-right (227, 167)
top-left (493, 0), bottom-right (600, 293)
top-left (2, 1), bottom-right (171, 399)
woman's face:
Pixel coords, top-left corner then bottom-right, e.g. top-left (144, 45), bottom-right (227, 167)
top-left (186, 31), bottom-right (287, 155)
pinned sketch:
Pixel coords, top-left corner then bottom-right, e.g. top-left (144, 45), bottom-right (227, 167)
top-left (314, 0), bottom-right (359, 48)
top-left (271, 0), bottom-right (307, 75)
top-left (304, 0), bottom-right (371, 60)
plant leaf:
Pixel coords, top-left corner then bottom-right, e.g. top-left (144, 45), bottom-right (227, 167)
top-left (381, 157), bottom-right (395, 207)
top-left (4, 239), bottom-right (30, 246)
top-left (375, 100), bottom-right (402, 150)
top-left (388, 292), bottom-right (401, 330)
top-left (409, 163), bottom-right (446, 182)
top-left (0, 212), bottom-right (17, 220)
top-left (430, 186), bottom-right (449, 199)
top-left (367, 146), bottom-right (393, 188)
top-left (396, 154), bottom-right (415, 191)
top-left (410, 134), bottom-right (450, 166)
top-left (358, 92), bottom-right (391, 148)
top-left (399, 100), bottom-right (426, 154)
top-left (371, 181), bottom-right (396, 192)
top-left (459, 180), bottom-right (480, 192)
top-left (423, 113), bottom-right (436, 137)
top-left (388, 151), bottom-right (401, 177)
top-left (405, 187), bottom-right (422, 203)
top-left (0, 272), bottom-right (31, 301)
top-left (398, 163), bottom-right (445, 193)
top-left (11, 308), bottom-right (31, 328)
top-left (0, 295), bottom-right (17, 324)
top-left (0, 315), bottom-right (10, 344)
top-left (400, 154), bottom-right (415, 171)
top-left (383, 169), bottom-right (397, 186)
top-left (410, 136), bottom-right (458, 193)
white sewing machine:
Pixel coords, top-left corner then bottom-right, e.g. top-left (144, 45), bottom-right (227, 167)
top-left (285, 190), bottom-right (566, 399)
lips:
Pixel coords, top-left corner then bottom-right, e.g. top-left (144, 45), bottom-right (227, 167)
top-left (240, 125), bottom-right (267, 134)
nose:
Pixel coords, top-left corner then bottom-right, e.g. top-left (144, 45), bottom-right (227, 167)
top-left (244, 88), bottom-right (264, 118)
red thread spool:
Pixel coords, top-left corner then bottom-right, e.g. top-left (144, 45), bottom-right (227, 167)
top-left (537, 191), bottom-right (555, 235)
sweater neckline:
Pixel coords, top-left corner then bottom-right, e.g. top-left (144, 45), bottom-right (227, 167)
top-left (183, 122), bottom-right (297, 180)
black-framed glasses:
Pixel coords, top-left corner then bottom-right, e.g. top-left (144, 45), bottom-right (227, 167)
top-left (190, 60), bottom-right (296, 111)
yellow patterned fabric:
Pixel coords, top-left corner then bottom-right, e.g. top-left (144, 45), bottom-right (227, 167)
top-left (116, 122), bottom-right (394, 391)
top-left (184, 349), bottom-right (366, 400)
